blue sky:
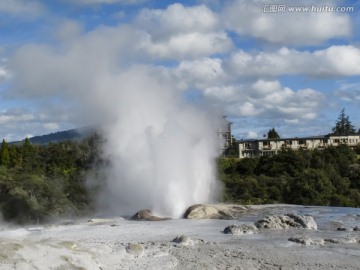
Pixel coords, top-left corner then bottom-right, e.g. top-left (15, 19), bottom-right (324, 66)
top-left (0, 0), bottom-right (360, 141)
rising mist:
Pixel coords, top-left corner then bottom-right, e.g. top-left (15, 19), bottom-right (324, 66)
top-left (94, 67), bottom-right (223, 218)
top-left (9, 24), bottom-right (224, 218)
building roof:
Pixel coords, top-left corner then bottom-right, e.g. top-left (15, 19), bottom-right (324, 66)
top-left (237, 135), bottom-right (328, 143)
top-left (236, 134), bottom-right (360, 144)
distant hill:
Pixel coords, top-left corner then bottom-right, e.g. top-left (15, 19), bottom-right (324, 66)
top-left (11, 126), bottom-right (96, 145)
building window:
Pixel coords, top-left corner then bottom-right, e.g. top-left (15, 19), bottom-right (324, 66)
top-left (263, 141), bottom-right (270, 146)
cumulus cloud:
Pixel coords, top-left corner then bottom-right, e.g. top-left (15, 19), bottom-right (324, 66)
top-left (63, 0), bottom-right (146, 5)
top-left (139, 31), bottom-right (232, 60)
top-left (0, 110), bottom-right (34, 125)
top-left (136, 4), bottom-right (219, 38)
top-left (136, 3), bottom-right (233, 59)
top-left (335, 82), bottom-right (360, 102)
top-left (0, 0), bottom-right (45, 17)
top-left (174, 57), bottom-right (228, 89)
top-left (203, 80), bottom-right (325, 123)
top-left (226, 46), bottom-right (360, 78)
top-left (222, 0), bottom-right (351, 45)
top-left (0, 105), bottom-right (79, 141)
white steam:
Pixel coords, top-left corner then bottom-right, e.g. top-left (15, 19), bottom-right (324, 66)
top-left (9, 23), bottom-right (223, 218)
top-left (94, 67), bottom-right (222, 218)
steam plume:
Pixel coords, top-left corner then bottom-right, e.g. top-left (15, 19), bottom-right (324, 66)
top-left (9, 24), bottom-right (223, 218)
top-left (94, 67), bottom-right (222, 218)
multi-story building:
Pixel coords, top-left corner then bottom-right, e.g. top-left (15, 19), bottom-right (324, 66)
top-left (219, 118), bottom-right (232, 155)
top-left (238, 135), bottom-right (360, 159)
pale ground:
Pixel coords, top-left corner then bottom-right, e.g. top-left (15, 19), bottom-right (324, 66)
top-left (0, 205), bottom-right (359, 270)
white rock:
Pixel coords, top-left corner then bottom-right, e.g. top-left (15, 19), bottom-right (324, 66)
top-left (223, 224), bottom-right (259, 235)
top-left (255, 214), bottom-right (317, 230)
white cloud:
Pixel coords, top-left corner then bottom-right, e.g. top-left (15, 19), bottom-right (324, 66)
top-left (136, 3), bottom-right (219, 38)
top-left (0, 106), bottom-right (79, 141)
top-left (174, 58), bottom-right (228, 89)
top-left (136, 3), bottom-right (233, 59)
top-left (139, 30), bottom-right (232, 60)
top-left (0, 0), bottom-right (45, 17)
top-left (0, 112), bottom-right (34, 124)
top-left (246, 131), bottom-right (258, 139)
top-left (335, 82), bottom-right (360, 102)
top-left (64, 0), bottom-right (146, 5)
top-left (226, 46), bottom-right (360, 78)
top-left (222, 0), bottom-right (351, 45)
top-left (203, 80), bottom-right (325, 123)
top-left (43, 123), bottom-right (60, 130)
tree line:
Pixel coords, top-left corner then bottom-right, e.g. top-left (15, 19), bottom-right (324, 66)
top-left (218, 145), bottom-right (360, 207)
top-left (0, 135), bottom-right (103, 223)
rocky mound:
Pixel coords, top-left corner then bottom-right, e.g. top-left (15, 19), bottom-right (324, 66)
top-left (223, 224), bottom-right (259, 235)
top-left (183, 204), bottom-right (250, 219)
top-left (171, 235), bottom-right (205, 246)
top-left (224, 213), bottom-right (317, 235)
top-left (255, 213), bottom-right (317, 230)
top-left (130, 209), bottom-right (171, 221)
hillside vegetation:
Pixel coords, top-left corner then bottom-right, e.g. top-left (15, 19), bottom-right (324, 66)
top-left (0, 135), bottom-right (103, 224)
top-left (219, 145), bottom-right (360, 207)
top-left (1, 133), bottom-right (359, 224)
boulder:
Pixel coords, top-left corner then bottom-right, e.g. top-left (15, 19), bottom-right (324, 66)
top-left (337, 226), bottom-right (360, 232)
top-left (255, 214), bottom-right (317, 230)
top-left (130, 209), bottom-right (171, 221)
top-left (223, 224), bottom-right (258, 235)
top-left (171, 235), bottom-right (194, 246)
top-left (171, 235), bottom-right (205, 246)
top-left (183, 204), bottom-right (248, 219)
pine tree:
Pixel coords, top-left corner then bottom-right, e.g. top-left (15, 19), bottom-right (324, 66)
top-left (332, 108), bottom-right (356, 135)
top-left (267, 127), bottom-right (280, 139)
top-left (0, 139), bottom-right (10, 167)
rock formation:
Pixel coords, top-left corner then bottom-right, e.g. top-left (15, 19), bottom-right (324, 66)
top-left (288, 236), bottom-right (324, 246)
top-left (183, 204), bottom-right (250, 219)
top-left (130, 209), bottom-right (171, 221)
top-left (223, 224), bottom-right (259, 235)
top-left (255, 213), bottom-right (317, 230)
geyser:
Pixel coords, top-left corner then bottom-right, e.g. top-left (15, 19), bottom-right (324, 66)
top-left (9, 23), bottom-right (223, 218)
top-left (95, 67), bottom-right (223, 218)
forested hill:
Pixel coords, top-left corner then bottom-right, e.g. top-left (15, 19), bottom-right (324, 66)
top-left (10, 127), bottom-right (95, 145)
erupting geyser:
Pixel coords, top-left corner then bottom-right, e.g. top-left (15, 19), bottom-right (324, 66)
top-left (95, 68), bottom-right (223, 218)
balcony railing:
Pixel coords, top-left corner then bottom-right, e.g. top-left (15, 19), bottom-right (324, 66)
top-left (318, 143), bottom-right (328, 148)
